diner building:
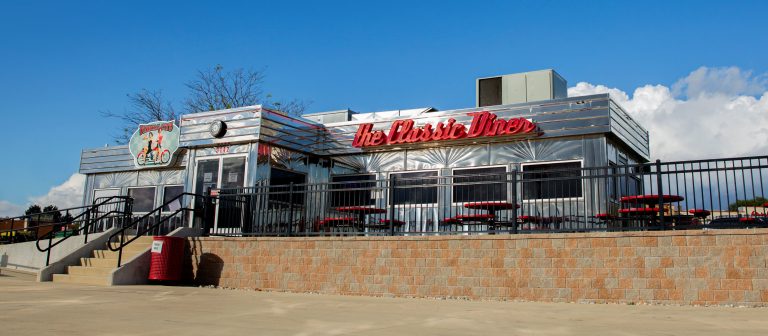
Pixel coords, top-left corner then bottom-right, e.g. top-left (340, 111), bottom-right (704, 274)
top-left (79, 69), bottom-right (649, 232)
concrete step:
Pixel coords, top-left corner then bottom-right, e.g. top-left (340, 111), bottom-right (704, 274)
top-left (107, 235), bottom-right (155, 246)
top-left (79, 257), bottom-right (119, 268)
top-left (105, 242), bottom-right (152, 253)
top-left (52, 273), bottom-right (110, 286)
top-left (92, 246), bottom-right (150, 260)
top-left (67, 265), bottom-right (114, 277)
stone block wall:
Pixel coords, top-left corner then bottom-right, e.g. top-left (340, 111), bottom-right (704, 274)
top-left (185, 229), bottom-right (768, 306)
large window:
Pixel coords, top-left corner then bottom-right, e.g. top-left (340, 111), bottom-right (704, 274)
top-left (521, 161), bottom-right (582, 200)
top-left (162, 185), bottom-right (184, 212)
top-left (391, 171), bottom-right (438, 205)
top-left (269, 168), bottom-right (306, 206)
top-left (330, 174), bottom-right (375, 207)
top-left (93, 188), bottom-right (120, 204)
top-left (128, 187), bottom-right (157, 212)
top-left (452, 167), bottom-right (507, 203)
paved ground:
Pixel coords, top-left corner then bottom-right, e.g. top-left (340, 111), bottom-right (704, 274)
top-left (1, 275), bottom-right (767, 336)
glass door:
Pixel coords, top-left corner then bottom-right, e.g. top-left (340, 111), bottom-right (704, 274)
top-left (194, 159), bottom-right (220, 196)
top-left (218, 157), bottom-right (247, 231)
top-left (193, 155), bottom-right (247, 232)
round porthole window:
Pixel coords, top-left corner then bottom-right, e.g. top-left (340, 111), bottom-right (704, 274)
top-left (209, 120), bottom-right (227, 138)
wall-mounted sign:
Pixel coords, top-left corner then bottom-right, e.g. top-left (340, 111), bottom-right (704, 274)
top-left (128, 120), bottom-right (181, 168)
top-left (352, 111), bottom-right (540, 148)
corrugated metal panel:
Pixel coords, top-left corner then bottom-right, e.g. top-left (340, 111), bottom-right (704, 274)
top-left (180, 105), bottom-right (262, 147)
top-left (80, 146), bottom-right (187, 174)
top-left (609, 101), bottom-right (650, 161)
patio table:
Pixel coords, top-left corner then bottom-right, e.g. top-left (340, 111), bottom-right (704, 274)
top-left (463, 202), bottom-right (518, 233)
top-left (620, 195), bottom-right (684, 229)
top-left (334, 206), bottom-right (387, 232)
top-left (620, 195), bottom-right (684, 204)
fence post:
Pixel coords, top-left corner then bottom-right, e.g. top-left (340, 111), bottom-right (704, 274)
top-left (511, 169), bottom-right (518, 234)
top-left (389, 176), bottom-right (396, 236)
top-left (656, 159), bottom-right (666, 229)
top-left (83, 206), bottom-right (91, 244)
top-left (287, 183), bottom-right (294, 237)
top-left (202, 189), bottom-right (212, 237)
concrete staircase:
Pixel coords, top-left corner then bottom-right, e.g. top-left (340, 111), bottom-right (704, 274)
top-left (52, 236), bottom-right (154, 285)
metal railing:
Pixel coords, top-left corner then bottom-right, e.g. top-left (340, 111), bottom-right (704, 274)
top-left (211, 155), bottom-right (768, 236)
top-left (107, 193), bottom-right (211, 267)
top-left (1, 206), bottom-right (87, 245)
top-left (35, 196), bottom-right (133, 266)
top-left (0, 196), bottom-right (133, 265)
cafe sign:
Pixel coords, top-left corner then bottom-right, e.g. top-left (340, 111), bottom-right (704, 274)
top-left (128, 121), bottom-right (181, 168)
top-left (352, 111), bottom-right (540, 148)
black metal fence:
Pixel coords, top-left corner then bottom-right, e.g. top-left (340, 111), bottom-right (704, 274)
top-left (209, 155), bottom-right (768, 236)
top-left (0, 196), bottom-right (132, 245)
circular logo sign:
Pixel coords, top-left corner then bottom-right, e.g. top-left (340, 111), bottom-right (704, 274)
top-left (209, 120), bottom-right (227, 138)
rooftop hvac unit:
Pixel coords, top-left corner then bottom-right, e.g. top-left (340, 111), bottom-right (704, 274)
top-left (477, 69), bottom-right (567, 107)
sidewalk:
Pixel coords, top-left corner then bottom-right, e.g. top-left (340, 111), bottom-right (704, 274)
top-left (0, 275), bottom-right (766, 336)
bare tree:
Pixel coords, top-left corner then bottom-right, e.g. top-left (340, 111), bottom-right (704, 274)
top-left (104, 65), bottom-right (308, 144)
top-left (102, 89), bottom-right (177, 144)
top-left (184, 65), bottom-right (265, 113)
top-left (265, 97), bottom-right (310, 117)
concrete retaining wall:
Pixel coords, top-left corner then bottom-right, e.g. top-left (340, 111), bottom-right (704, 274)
top-left (187, 229), bottom-right (768, 306)
top-left (0, 231), bottom-right (110, 273)
top-left (110, 227), bottom-right (202, 285)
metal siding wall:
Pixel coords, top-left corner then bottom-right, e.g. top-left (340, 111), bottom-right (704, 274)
top-left (609, 102), bottom-right (650, 161)
top-left (179, 107), bottom-right (262, 147)
top-left (405, 145), bottom-right (490, 170)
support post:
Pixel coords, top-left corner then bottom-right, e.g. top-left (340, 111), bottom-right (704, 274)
top-left (656, 159), bottom-right (665, 229)
top-left (389, 176), bottom-right (396, 236)
top-left (511, 169), bottom-right (518, 234)
top-left (287, 183), bottom-right (294, 237)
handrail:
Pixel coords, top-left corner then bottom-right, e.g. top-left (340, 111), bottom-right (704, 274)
top-left (107, 192), bottom-right (210, 267)
top-left (32, 196), bottom-right (133, 266)
top-left (36, 210), bottom-right (122, 253)
top-left (1, 203), bottom-right (98, 244)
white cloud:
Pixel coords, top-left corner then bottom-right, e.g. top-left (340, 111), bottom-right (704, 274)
top-left (0, 173), bottom-right (86, 217)
top-left (568, 66), bottom-right (768, 161)
top-left (0, 200), bottom-right (24, 217)
top-left (28, 173), bottom-right (86, 210)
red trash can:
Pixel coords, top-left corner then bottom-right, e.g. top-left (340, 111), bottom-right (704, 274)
top-left (148, 236), bottom-right (185, 281)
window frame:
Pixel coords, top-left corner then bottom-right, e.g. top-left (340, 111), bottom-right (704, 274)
top-left (161, 185), bottom-right (185, 213)
top-left (268, 167), bottom-right (308, 206)
top-left (519, 159), bottom-right (584, 202)
top-left (388, 169), bottom-right (440, 207)
top-left (329, 173), bottom-right (377, 207)
top-left (92, 188), bottom-right (121, 205)
top-left (127, 186), bottom-right (158, 213)
top-left (450, 165), bottom-right (509, 205)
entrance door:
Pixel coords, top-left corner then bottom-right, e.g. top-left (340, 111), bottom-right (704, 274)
top-left (194, 155), bottom-right (247, 232)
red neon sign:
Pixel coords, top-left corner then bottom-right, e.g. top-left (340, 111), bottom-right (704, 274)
top-left (352, 111), bottom-right (540, 148)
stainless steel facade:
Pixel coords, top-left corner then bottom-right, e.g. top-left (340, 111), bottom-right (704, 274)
top-left (79, 93), bottom-right (649, 219)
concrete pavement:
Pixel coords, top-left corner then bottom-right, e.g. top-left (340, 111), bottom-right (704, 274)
top-left (0, 275), bottom-right (767, 336)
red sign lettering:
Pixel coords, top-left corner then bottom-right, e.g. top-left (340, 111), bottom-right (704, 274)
top-left (352, 111), bottom-right (540, 148)
top-left (214, 146), bottom-right (230, 154)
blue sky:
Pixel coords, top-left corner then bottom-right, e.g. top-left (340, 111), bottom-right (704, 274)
top-left (1, 0), bottom-right (767, 212)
